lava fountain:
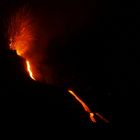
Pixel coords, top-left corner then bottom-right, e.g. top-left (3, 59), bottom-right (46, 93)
top-left (8, 8), bottom-right (37, 80)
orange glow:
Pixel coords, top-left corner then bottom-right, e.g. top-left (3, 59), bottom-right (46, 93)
top-left (26, 60), bottom-right (36, 80)
top-left (68, 89), bottom-right (109, 123)
top-left (95, 112), bottom-right (109, 123)
top-left (8, 11), bottom-right (34, 57)
top-left (68, 89), bottom-right (96, 123)
top-left (8, 9), bottom-right (36, 80)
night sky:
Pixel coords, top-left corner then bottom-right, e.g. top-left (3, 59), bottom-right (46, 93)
top-left (0, 0), bottom-right (138, 130)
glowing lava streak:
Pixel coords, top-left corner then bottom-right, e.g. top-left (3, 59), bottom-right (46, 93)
top-left (26, 60), bottom-right (36, 80)
top-left (68, 89), bottom-right (109, 123)
top-left (68, 89), bottom-right (96, 123)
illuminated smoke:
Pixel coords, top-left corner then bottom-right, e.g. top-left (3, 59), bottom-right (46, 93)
top-left (8, 8), bottom-right (35, 57)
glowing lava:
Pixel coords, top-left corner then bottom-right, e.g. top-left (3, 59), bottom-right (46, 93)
top-left (26, 60), bottom-right (36, 80)
top-left (68, 89), bottom-right (109, 123)
top-left (95, 112), bottom-right (109, 123)
top-left (8, 9), bottom-right (37, 80)
top-left (68, 89), bottom-right (96, 123)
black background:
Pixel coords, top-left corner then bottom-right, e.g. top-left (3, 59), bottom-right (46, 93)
top-left (0, 0), bottom-right (138, 131)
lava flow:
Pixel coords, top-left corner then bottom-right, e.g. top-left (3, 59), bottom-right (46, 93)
top-left (68, 89), bottom-right (96, 123)
top-left (26, 60), bottom-right (36, 80)
top-left (68, 89), bottom-right (109, 123)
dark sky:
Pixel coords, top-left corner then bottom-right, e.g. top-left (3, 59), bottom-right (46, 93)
top-left (0, 0), bottom-right (138, 130)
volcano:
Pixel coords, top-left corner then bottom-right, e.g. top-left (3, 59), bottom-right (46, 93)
top-left (0, 0), bottom-right (137, 130)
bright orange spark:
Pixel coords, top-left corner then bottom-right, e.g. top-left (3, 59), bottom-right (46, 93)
top-left (68, 89), bottom-right (96, 123)
top-left (26, 60), bottom-right (36, 80)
